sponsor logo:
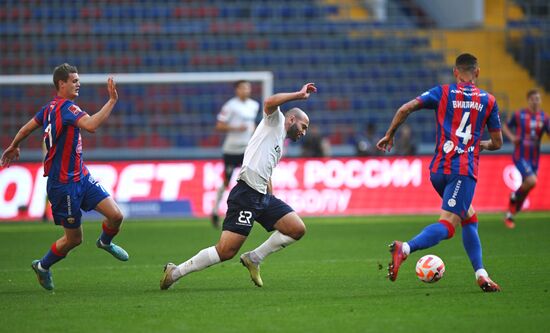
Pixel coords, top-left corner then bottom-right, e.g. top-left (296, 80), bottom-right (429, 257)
top-left (449, 179), bottom-right (462, 207)
top-left (68, 104), bottom-right (82, 115)
top-left (237, 210), bottom-right (253, 226)
top-left (443, 141), bottom-right (475, 155)
top-left (450, 89), bottom-right (487, 97)
top-left (67, 195), bottom-right (72, 215)
top-left (2, 157), bottom-right (549, 220)
top-left (443, 140), bottom-right (454, 153)
top-left (454, 145), bottom-right (475, 154)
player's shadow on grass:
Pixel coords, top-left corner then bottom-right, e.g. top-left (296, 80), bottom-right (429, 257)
top-left (144, 286), bottom-right (257, 294)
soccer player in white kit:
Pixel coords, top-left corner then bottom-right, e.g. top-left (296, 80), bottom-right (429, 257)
top-left (211, 80), bottom-right (260, 228)
top-left (161, 83), bottom-right (317, 289)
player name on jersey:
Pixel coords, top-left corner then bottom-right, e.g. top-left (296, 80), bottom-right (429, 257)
top-left (452, 100), bottom-right (484, 112)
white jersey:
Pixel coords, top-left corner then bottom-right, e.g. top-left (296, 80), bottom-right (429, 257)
top-left (238, 108), bottom-right (285, 194)
top-left (217, 97), bottom-right (260, 155)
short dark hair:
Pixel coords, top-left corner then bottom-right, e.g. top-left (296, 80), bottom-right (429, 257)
top-left (234, 80), bottom-right (250, 88)
top-left (53, 63), bottom-right (78, 90)
top-left (455, 53), bottom-right (478, 72)
top-left (526, 89), bottom-right (539, 99)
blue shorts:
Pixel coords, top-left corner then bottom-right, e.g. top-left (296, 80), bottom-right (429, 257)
top-left (223, 180), bottom-right (294, 236)
top-left (513, 158), bottom-right (538, 179)
top-left (47, 174), bottom-right (110, 229)
top-left (430, 173), bottom-right (476, 220)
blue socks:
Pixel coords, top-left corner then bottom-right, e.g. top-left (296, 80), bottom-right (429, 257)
top-left (407, 215), bottom-right (484, 273)
top-left (40, 242), bottom-right (66, 270)
top-left (408, 220), bottom-right (454, 253)
top-left (461, 215), bottom-right (483, 271)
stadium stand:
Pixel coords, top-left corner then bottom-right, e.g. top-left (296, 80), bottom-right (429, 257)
top-left (506, 0), bottom-right (550, 91)
top-left (0, 0), bottom-right (450, 157)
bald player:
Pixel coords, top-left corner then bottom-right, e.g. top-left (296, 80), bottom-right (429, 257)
top-left (160, 83), bottom-right (317, 290)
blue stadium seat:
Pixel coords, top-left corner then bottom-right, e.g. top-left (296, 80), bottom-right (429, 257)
top-left (0, 0), bottom-right (446, 149)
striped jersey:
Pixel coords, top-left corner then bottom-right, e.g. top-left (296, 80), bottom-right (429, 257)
top-left (507, 108), bottom-right (549, 168)
top-left (416, 82), bottom-right (501, 179)
top-left (34, 96), bottom-right (89, 183)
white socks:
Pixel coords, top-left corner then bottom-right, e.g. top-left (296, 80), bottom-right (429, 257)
top-left (171, 232), bottom-right (297, 281)
top-left (249, 231), bottom-right (297, 264)
top-left (475, 268), bottom-right (489, 279)
top-left (172, 246), bottom-right (221, 280)
top-left (402, 242), bottom-right (411, 256)
top-left (212, 185), bottom-right (225, 215)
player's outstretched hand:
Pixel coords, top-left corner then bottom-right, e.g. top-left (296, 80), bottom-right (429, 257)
top-left (299, 83), bottom-right (317, 99)
top-left (376, 135), bottom-right (393, 153)
top-left (0, 146), bottom-right (20, 168)
top-left (107, 76), bottom-right (118, 102)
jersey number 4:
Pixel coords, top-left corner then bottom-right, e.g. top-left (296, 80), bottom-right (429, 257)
top-left (44, 113), bottom-right (53, 148)
top-left (455, 112), bottom-right (472, 144)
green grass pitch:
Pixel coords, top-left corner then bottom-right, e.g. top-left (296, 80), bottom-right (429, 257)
top-left (1, 212), bottom-right (549, 333)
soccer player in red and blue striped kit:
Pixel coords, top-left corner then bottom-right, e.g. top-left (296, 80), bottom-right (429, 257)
top-left (377, 53), bottom-right (503, 292)
top-left (0, 64), bottom-right (129, 290)
top-left (502, 89), bottom-right (549, 228)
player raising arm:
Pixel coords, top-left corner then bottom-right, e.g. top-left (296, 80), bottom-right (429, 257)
top-left (377, 53), bottom-right (503, 292)
top-left (160, 83), bottom-right (316, 290)
top-left (1, 63), bottom-right (129, 291)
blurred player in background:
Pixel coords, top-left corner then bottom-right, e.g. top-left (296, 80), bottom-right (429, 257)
top-left (161, 83), bottom-right (316, 290)
top-left (502, 89), bottom-right (549, 228)
top-left (0, 63), bottom-right (129, 291)
top-left (301, 125), bottom-right (331, 157)
top-left (354, 122), bottom-right (380, 156)
top-left (211, 80), bottom-right (260, 228)
top-left (377, 53), bottom-right (503, 292)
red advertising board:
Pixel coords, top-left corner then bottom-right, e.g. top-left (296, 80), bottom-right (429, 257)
top-left (1, 155), bottom-right (549, 220)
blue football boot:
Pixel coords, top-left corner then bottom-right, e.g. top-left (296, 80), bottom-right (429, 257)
top-left (31, 260), bottom-right (54, 290)
top-left (96, 239), bottom-right (129, 261)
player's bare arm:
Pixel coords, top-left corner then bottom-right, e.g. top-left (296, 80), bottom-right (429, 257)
top-left (77, 77), bottom-right (118, 133)
top-left (480, 130), bottom-right (503, 151)
top-left (263, 83), bottom-right (317, 115)
top-left (501, 121), bottom-right (518, 144)
top-left (0, 118), bottom-right (41, 167)
top-left (377, 98), bottom-right (421, 152)
top-left (215, 121), bottom-right (247, 133)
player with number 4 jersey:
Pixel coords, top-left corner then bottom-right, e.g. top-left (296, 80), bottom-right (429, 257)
top-left (160, 83), bottom-right (317, 290)
top-left (377, 53), bottom-right (503, 292)
top-left (1, 63), bottom-right (129, 291)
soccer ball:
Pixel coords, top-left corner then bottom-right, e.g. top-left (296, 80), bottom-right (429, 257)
top-left (415, 255), bottom-right (445, 283)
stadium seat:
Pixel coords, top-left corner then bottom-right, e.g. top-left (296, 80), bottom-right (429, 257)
top-left (0, 0), bottom-right (448, 150)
